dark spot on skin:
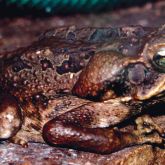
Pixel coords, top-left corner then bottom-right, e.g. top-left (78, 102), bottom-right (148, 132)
top-left (11, 56), bottom-right (31, 72)
top-left (133, 27), bottom-right (146, 37)
top-left (63, 48), bottom-right (69, 52)
top-left (52, 48), bottom-right (63, 53)
top-left (66, 32), bottom-right (76, 41)
top-left (52, 47), bottom-right (69, 54)
top-left (56, 51), bottom-right (93, 75)
top-left (56, 58), bottom-right (84, 74)
top-left (40, 59), bottom-right (53, 71)
top-left (89, 29), bottom-right (118, 43)
top-left (30, 123), bottom-right (41, 131)
top-left (32, 93), bottom-right (48, 108)
top-left (102, 78), bottom-right (130, 98)
top-left (55, 88), bottom-right (71, 95)
top-left (83, 51), bottom-right (95, 60)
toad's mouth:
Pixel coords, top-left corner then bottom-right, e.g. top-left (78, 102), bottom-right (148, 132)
top-left (150, 90), bottom-right (165, 102)
top-left (134, 75), bottom-right (165, 101)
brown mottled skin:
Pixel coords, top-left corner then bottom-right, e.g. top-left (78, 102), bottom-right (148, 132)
top-left (0, 25), bottom-right (164, 154)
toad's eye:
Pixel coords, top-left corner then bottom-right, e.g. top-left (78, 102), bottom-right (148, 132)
top-left (153, 48), bottom-right (165, 71)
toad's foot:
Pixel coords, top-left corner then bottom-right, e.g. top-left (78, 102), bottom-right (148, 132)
top-left (134, 115), bottom-right (165, 147)
top-left (9, 135), bottom-right (28, 148)
top-left (135, 115), bottom-right (165, 138)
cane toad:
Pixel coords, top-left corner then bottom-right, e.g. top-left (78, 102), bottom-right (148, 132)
top-left (0, 25), bottom-right (164, 154)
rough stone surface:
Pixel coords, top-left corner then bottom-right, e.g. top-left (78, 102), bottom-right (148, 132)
top-left (0, 143), bottom-right (165, 165)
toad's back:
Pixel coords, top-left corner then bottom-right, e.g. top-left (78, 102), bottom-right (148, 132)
top-left (0, 26), bottom-right (155, 100)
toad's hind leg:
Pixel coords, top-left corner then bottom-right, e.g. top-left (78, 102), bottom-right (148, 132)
top-left (43, 100), bottom-right (164, 154)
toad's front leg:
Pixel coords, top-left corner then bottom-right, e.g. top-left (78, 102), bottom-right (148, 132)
top-left (43, 99), bottom-right (164, 154)
top-left (0, 94), bottom-right (22, 140)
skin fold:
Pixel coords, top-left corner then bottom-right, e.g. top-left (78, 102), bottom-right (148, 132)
top-left (0, 25), bottom-right (164, 154)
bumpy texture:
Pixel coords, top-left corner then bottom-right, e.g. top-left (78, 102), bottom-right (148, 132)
top-left (0, 26), bottom-right (155, 100)
top-left (0, 25), bottom-right (164, 155)
top-left (0, 2), bottom-right (164, 164)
